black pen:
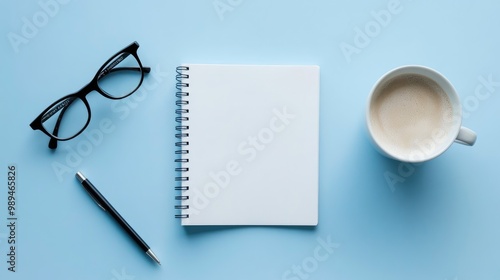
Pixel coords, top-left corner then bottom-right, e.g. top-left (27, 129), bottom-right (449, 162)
top-left (75, 172), bottom-right (161, 265)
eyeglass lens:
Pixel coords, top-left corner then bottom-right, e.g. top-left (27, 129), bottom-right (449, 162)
top-left (41, 97), bottom-right (89, 140)
top-left (97, 52), bottom-right (143, 98)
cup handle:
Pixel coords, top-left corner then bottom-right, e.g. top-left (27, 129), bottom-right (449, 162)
top-left (455, 126), bottom-right (477, 146)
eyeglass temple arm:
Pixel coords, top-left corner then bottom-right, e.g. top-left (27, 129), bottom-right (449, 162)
top-left (48, 97), bottom-right (75, 149)
top-left (48, 66), bottom-right (151, 149)
top-left (107, 67), bottom-right (151, 74)
top-left (98, 52), bottom-right (150, 78)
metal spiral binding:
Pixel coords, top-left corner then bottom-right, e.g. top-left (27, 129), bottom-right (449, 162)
top-left (175, 66), bottom-right (190, 219)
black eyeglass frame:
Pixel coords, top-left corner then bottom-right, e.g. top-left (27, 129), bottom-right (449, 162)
top-left (29, 41), bottom-right (150, 149)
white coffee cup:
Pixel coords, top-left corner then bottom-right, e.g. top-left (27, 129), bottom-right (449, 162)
top-left (366, 65), bottom-right (477, 163)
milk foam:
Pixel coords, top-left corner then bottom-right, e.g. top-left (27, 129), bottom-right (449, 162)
top-left (370, 74), bottom-right (454, 159)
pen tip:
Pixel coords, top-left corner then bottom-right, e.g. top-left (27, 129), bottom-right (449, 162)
top-left (146, 249), bottom-right (161, 265)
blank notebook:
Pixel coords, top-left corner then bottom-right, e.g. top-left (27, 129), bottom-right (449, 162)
top-left (174, 64), bottom-right (319, 226)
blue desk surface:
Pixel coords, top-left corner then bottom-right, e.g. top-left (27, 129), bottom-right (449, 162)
top-left (2, 1), bottom-right (500, 279)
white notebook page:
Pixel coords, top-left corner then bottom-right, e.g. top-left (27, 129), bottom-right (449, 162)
top-left (178, 64), bottom-right (319, 226)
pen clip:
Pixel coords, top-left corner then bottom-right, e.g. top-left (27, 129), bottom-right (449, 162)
top-left (83, 187), bottom-right (106, 211)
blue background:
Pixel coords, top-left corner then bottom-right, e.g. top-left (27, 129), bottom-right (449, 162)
top-left (1, 0), bottom-right (499, 279)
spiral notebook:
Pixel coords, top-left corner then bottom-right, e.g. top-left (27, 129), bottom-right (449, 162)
top-left (175, 64), bottom-right (319, 226)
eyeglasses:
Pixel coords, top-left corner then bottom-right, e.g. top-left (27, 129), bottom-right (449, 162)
top-left (30, 41), bottom-right (150, 149)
